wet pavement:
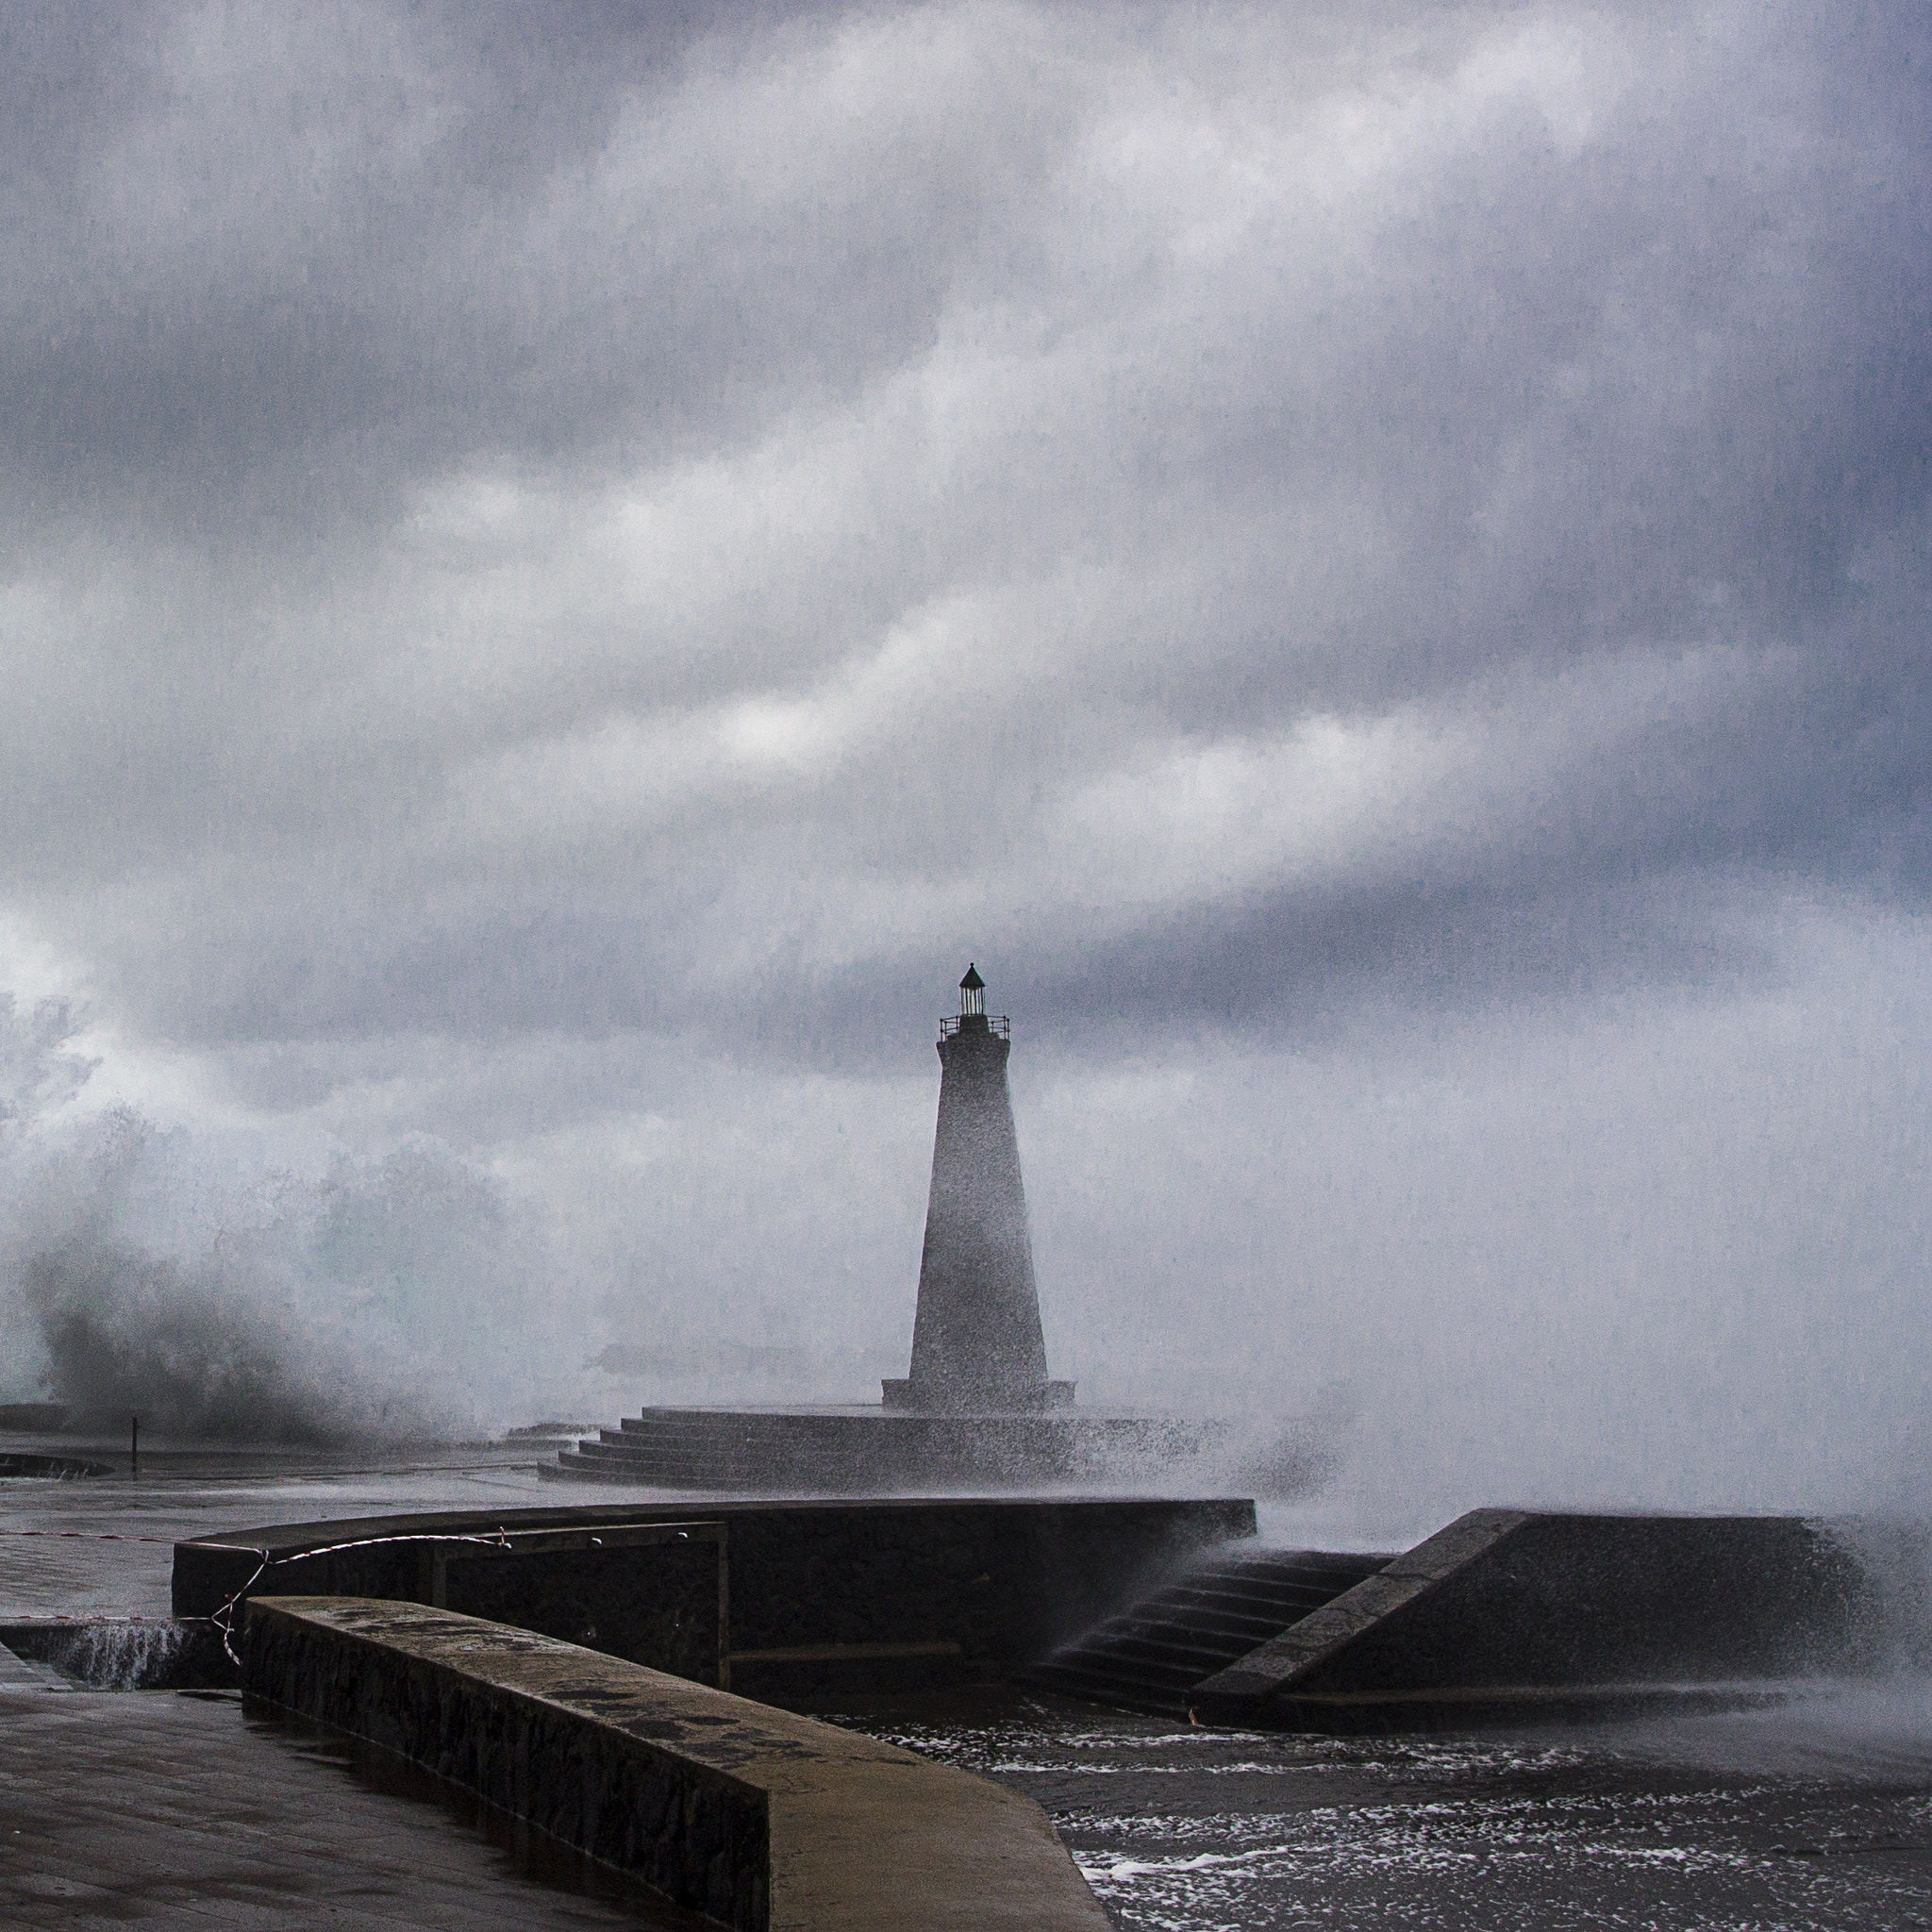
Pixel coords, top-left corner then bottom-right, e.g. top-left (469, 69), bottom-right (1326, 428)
top-left (8, 1441), bottom-right (1932, 1928)
top-left (1, 1439), bottom-right (701, 1927)
top-left (0, 1690), bottom-right (698, 1929)
top-left (0, 1435), bottom-right (561, 1623)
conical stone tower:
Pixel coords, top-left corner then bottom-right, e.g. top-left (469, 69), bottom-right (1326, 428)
top-left (883, 966), bottom-right (1074, 1415)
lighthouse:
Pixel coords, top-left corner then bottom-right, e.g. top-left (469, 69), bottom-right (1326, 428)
top-left (556, 958), bottom-right (1260, 1490)
top-left (882, 966), bottom-right (1074, 1414)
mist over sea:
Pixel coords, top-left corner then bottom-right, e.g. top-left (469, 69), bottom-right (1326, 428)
top-left (6, 924), bottom-right (1930, 1540)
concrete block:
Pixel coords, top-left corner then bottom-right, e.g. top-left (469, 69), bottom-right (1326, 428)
top-left (1191, 1508), bottom-right (1886, 1729)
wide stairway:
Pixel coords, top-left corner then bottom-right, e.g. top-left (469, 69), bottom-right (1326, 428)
top-left (1023, 1544), bottom-right (1393, 1719)
top-left (557, 1411), bottom-right (775, 1488)
top-left (550, 1407), bottom-right (1211, 1491)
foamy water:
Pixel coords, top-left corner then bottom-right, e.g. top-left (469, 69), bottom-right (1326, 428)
top-left (820, 1687), bottom-right (1932, 1930)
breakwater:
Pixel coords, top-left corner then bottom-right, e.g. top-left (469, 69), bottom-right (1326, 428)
top-left (176, 1496), bottom-right (1255, 1696)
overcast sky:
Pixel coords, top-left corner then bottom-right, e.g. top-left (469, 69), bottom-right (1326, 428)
top-left (1, 2), bottom-right (1927, 1523)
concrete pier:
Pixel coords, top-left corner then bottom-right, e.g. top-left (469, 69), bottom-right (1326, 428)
top-left (16, 1448), bottom-right (1932, 1930)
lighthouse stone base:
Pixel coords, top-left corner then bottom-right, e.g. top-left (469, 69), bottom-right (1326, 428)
top-left (548, 1402), bottom-right (1241, 1493)
top-left (880, 1377), bottom-right (1076, 1411)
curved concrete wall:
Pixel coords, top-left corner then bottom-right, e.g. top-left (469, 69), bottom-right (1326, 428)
top-left (177, 1497), bottom-right (1255, 1693)
top-left (244, 1596), bottom-right (1108, 1931)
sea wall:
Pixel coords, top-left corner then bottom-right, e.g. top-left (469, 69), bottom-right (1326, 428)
top-left (243, 1595), bottom-right (1109, 1931)
top-left (176, 1496), bottom-right (1255, 1693)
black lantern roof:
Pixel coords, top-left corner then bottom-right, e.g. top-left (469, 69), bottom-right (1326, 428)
top-left (942, 961), bottom-right (1006, 1037)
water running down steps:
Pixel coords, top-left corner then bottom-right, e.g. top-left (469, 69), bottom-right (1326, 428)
top-left (1023, 1546), bottom-right (1394, 1719)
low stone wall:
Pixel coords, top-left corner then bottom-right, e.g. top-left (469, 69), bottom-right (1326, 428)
top-left (244, 1596), bottom-right (1110, 1931)
top-left (1191, 1509), bottom-right (1888, 1729)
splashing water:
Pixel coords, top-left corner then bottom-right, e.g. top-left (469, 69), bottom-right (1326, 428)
top-left (42, 1621), bottom-right (188, 1690)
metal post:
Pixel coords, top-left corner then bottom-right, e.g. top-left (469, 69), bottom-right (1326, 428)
top-left (130, 1414), bottom-right (139, 1477)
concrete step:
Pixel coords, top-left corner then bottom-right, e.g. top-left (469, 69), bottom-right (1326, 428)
top-left (1091, 1607), bottom-right (1291, 1649)
top-left (1075, 1622), bottom-right (1266, 1664)
top-left (1050, 1639), bottom-right (1240, 1681)
top-left (555, 1407), bottom-right (1237, 1491)
top-left (570, 1447), bottom-right (730, 1474)
top-left (569, 1434), bottom-right (761, 1458)
top-left (1021, 1545), bottom-right (1393, 1718)
top-left (1186, 1567), bottom-right (1384, 1599)
top-left (570, 1414), bottom-right (893, 1489)
top-left (552, 1445), bottom-right (745, 1482)
top-left (1139, 1603), bottom-right (1328, 1639)
top-left (1140, 1583), bottom-right (1341, 1620)
top-left (1179, 1566), bottom-right (1374, 1595)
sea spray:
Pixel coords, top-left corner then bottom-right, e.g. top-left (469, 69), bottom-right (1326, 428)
top-left (1, 995), bottom-right (567, 1441)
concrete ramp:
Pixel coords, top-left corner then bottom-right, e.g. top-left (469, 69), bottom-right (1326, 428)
top-left (1191, 1510), bottom-right (1882, 1731)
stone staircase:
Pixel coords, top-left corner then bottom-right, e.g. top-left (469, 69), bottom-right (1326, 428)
top-left (1023, 1544), bottom-right (1393, 1719)
top-left (549, 1406), bottom-right (1230, 1491)
top-left (558, 1411), bottom-right (774, 1488)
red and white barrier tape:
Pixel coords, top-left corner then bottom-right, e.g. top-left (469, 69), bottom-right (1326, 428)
top-left (208, 1530), bottom-right (515, 1663)
top-left (1, 1525), bottom-right (518, 1664)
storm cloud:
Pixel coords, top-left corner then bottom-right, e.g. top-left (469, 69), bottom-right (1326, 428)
top-left (0, 4), bottom-right (1926, 1503)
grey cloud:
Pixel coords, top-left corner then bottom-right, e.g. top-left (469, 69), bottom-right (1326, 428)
top-left (0, 2), bottom-right (1924, 1083)
top-left (0, 1), bottom-right (1058, 539)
